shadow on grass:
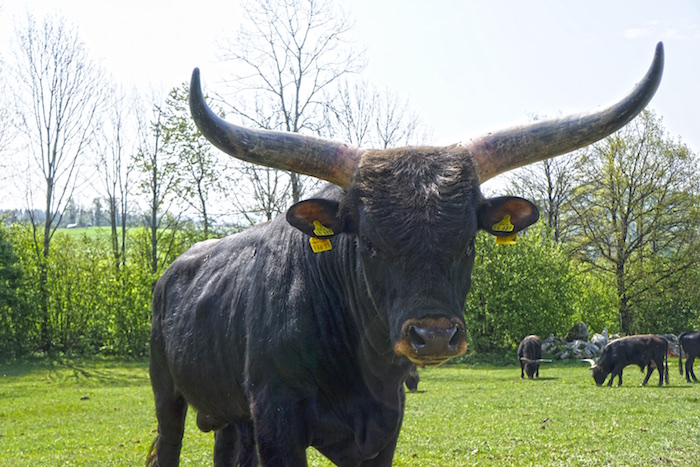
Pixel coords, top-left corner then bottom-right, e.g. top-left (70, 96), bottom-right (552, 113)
top-left (0, 355), bottom-right (149, 386)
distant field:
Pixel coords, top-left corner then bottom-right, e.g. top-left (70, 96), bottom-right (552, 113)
top-left (57, 226), bottom-right (114, 237)
top-left (0, 358), bottom-right (698, 466)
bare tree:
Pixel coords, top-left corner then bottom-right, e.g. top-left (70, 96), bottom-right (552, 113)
top-left (324, 78), bottom-right (430, 149)
top-left (94, 85), bottom-right (135, 270)
top-left (218, 0), bottom-right (364, 212)
top-left (9, 13), bottom-right (105, 349)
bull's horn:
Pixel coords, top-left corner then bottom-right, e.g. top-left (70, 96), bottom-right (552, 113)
top-left (464, 42), bottom-right (664, 183)
top-left (535, 359), bottom-right (553, 363)
top-left (581, 358), bottom-right (597, 369)
top-left (520, 357), bottom-right (535, 363)
top-left (189, 68), bottom-right (363, 188)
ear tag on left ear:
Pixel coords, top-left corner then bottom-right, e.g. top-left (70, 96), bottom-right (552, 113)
top-left (492, 215), bottom-right (515, 232)
top-left (313, 220), bottom-right (334, 237)
top-left (495, 233), bottom-right (518, 245)
top-left (309, 237), bottom-right (332, 253)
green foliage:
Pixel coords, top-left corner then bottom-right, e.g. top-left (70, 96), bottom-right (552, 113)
top-left (569, 266), bottom-right (619, 335)
top-left (2, 359), bottom-right (699, 466)
top-left (464, 222), bottom-right (577, 352)
top-left (0, 223), bottom-right (24, 356)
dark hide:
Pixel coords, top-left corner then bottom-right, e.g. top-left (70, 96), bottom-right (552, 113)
top-left (590, 335), bottom-right (669, 387)
top-left (678, 331), bottom-right (700, 383)
top-left (518, 335), bottom-right (543, 379)
top-left (149, 153), bottom-right (538, 466)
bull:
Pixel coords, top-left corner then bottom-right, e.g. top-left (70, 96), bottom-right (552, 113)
top-left (583, 334), bottom-right (669, 387)
top-left (678, 331), bottom-right (700, 383)
top-left (518, 335), bottom-right (551, 379)
top-left (404, 366), bottom-right (420, 393)
top-left (148, 43), bottom-right (663, 466)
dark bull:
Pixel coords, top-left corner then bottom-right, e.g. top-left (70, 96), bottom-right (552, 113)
top-left (148, 43), bottom-right (664, 466)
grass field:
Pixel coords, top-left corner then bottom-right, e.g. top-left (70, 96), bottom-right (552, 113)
top-left (1, 357), bottom-right (699, 466)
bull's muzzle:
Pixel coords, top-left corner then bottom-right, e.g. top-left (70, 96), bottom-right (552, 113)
top-left (393, 317), bottom-right (467, 367)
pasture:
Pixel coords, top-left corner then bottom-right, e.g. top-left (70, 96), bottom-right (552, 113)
top-left (0, 358), bottom-right (698, 466)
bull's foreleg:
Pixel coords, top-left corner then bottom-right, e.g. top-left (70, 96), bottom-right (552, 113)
top-left (250, 392), bottom-right (308, 466)
top-left (609, 364), bottom-right (625, 386)
top-left (520, 361), bottom-right (525, 379)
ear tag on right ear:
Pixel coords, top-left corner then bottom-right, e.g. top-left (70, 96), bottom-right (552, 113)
top-left (309, 237), bottom-right (332, 253)
top-left (492, 215), bottom-right (515, 232)
top-left (495, 233), bottom-right (517, 245)
top-left (313, 220), bottom-right (334, 237)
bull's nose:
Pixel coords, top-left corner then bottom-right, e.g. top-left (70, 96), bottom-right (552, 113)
top-left (408, 323), bottom-right (461, 354)
top-left (393, 316), bottom-right (467, 365)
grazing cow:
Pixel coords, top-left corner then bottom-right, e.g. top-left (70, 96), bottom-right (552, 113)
top-left (148, 43), bottom-right (663, 466)
top-left (518, 335), bottom-right (551, 379)
top-left (583, 334), bottom-right (669, 387)
top-left (678, 331), bottom-right (700, 383)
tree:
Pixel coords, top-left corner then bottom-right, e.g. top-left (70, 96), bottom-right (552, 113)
top-left (161, 83), bottom-right (222, 238)
top-left (133, 93), bottom-right (182, 274)
top-left (507, 154), bottom-right (578, 243)
top-left (219, 0), bottom-right (364, 211)
top-left (568, 110), bottom-right (700, 334)
top-left (10, 13), bottom-right (105, 349)
top-left (324, 79), bottom-right (430, 148)
top-left (94, 86), bottom-right (134, 270)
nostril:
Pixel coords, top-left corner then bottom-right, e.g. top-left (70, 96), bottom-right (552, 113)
top-left (447, 325), bottom-right (460, 349)
top-left (408, 326), bottom-right (426, 349)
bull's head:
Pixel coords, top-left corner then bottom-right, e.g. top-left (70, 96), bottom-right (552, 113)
top-left (583, 358), bottom-right (608, 386)
top-left (189, 43), bottom-right (663, 368)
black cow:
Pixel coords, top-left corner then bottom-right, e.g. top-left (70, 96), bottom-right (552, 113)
top-left (148, 43), bottom-right (663, 466)
top-left (518, 335), bottom-right (551, 379)
top-left (678, 331), bottom-right (700, 383)
top-left (583, 334), bottom-right (669, 387)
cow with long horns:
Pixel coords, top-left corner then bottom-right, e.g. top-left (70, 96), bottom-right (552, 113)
top-left (148, 43), bottom-right (664, 466)
top-left (583, 334), bottom-right (669, 387)
top-left (518, 335), bottom-right (551, 379)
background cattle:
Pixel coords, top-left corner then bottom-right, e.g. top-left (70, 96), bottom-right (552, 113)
top-left (404, 366), bottom-right (420, 392)
top-left (517, 335), bottom-right (551, 379)
top-left (148, 43), bottom-right (663, 466)
top-left (584, 334), bottom-right (669, 387)
top-left (678, 331), bottom-right (700, 383)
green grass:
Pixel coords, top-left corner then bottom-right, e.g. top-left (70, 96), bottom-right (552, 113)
top-left (1, 358), bottom-right (698, 466)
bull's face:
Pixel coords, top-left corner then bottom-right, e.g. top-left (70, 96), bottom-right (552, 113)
top-left (188, 44), bottom-right (663, 364)
top-left (591, 366), bottom-right (608, 386)
top-left (286, 148), bottom-right (539, 367)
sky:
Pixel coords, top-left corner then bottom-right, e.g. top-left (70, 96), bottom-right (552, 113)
top-left (1, 0), bottom-right (699, 201)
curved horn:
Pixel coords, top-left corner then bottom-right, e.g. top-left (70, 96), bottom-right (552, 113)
top-left (189, 68), bottom-right (363, 188)
top-left (581, 358), bottom-right (597, 369)
top-left (464, 42), bottom-right (664, 183)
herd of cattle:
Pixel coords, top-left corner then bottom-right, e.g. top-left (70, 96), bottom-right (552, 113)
top-left (146, 44), bottom-right (667, 466)
top-left (518, 331), bottom-right (700, 387)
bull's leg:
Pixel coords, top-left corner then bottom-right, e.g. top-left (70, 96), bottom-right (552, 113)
top-left (641, 364), bottom-right (654, 386)
top-left (688, 357), bottom-right (698, 382)
top-left (149, 351), bottom-right (188, 466)
top-left (535, 364), bottom-right (540, 379)
top-left (250, 393), bottom-right (308, 466)
top-left (520, 361), bottom-right (525, 379)
top-left (214, 422), bottom-right (258, 467)
top-left (609, 365), bottom-right (624, 386)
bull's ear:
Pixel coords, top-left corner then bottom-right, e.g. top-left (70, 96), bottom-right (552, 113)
top-left (477, 196), bottom-right (539, 236)
top-left (286, 199), bottom-right (346, 238)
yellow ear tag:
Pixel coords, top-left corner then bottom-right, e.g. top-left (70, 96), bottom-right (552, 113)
top-left (492, 215), bottom-right (515, 232)
top-left (309, 237), bottom-right (332, 253)
top-left (313, 220), bottom-right (334, 237)
top-left (495, 233), bottom-right (518, 245)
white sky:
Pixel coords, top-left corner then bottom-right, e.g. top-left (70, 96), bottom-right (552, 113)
top-left (1, 0), bottom-right (699, 200)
